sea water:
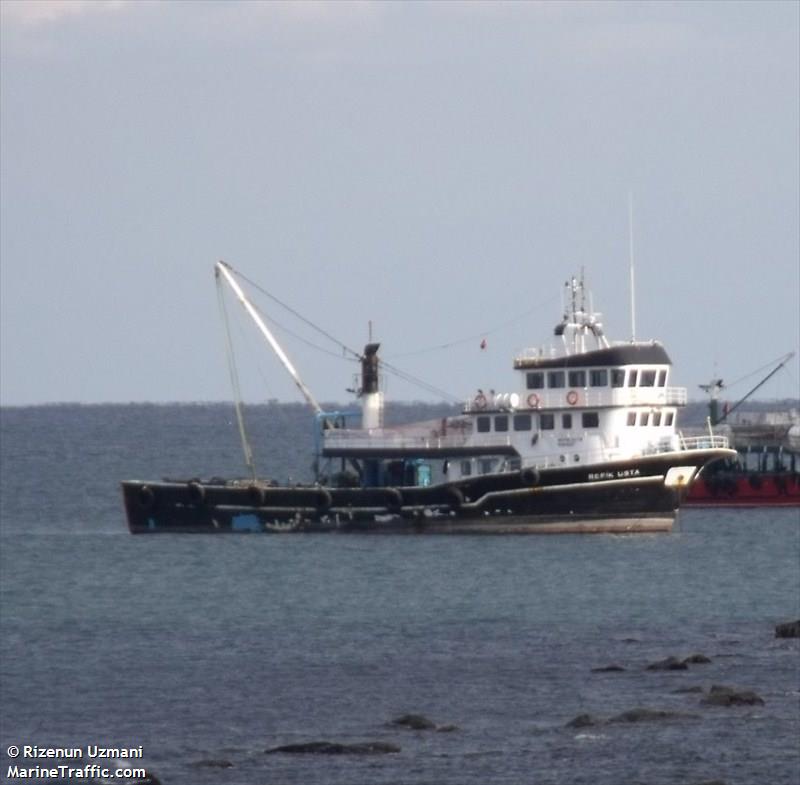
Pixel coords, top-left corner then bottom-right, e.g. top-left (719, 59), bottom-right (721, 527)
top-left (1, 404), bottom-right (798, 785)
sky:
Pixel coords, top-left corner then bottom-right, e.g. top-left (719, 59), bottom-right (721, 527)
top-left (1, 0), bottom-right (798, 407)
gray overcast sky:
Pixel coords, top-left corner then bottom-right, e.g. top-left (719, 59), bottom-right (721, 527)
top-left (1, 0), bottom-right (798, 407)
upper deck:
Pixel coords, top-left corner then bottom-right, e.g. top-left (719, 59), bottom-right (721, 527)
top-left (513, 341), bottom-right (672, 370)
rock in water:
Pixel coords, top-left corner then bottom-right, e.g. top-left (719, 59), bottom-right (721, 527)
top-left (265, 741), bottom-right (400, 755)
top-left (775, 619), bottom-right (800, 638)
top-left (646, 656), bottom-right (689, 671)
top-left (701, 685), bottom-right (765, 706)
top-left (391, 713), bottom-right (438, 730)
top-left (683, 653), bottom-right (712, 664)
top-left (591, 664), bottom-right (626, 672)
top-left (128, 775), bottom-right (162, 785)
top-left (566, 713), bottom-right (601, 729)
top-left (608, 707), bottom-right (699, 723)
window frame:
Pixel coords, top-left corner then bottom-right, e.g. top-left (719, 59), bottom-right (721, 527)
top-left (582, 411), bottom-right (600, 428)
top-left (526, 371), bottom-right (544, 390)
top-left (513, 413), bottom-right (532, 431)
top-left (590, 369), bottom-right (608, 387)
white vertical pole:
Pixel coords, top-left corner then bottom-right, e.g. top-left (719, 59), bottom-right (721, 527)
top-left (628, 193), bottom-right (636, 342)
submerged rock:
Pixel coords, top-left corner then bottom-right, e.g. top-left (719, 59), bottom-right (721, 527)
top-left (567, 707), bottom-right (698, 728)
top-left (672, 685), bottom-right (705, 694)
top-left (566, 713), bottom-right (601, 729)
top-left (775, 619), bottom-right (800, 638)
top-left (591, 664), bottom-right (626, 672)
top-left (608, 707), bottom-right (699, 723)
top-left (701, 685), bottom-right (765, 706)
top-left (391, 713), bottom-right (437, 730)
top-left (127, 774), bottom-right (162, 785)
top-left (683, 653), bottom-right (712, 664)
top-left (646, 656), bottom-right (689, 671)
top-left (265, 741), bottom-right (400, 755)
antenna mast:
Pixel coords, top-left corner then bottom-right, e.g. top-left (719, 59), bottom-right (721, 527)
top-left (628, 193), bottom-right (636, 342)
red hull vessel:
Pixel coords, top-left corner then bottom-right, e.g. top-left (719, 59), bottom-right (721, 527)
top-left (686, 472), bottom-right (800, 507)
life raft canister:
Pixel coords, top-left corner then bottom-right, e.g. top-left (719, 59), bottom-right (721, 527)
top-left (527, 393), bottom-right (540, 408)
top-left (566, 390), bottom-right (579, 406)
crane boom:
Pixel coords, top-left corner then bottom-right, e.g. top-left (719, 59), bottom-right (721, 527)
top-left (716, 351), bottom-right (795, 425)
top-left (215, 261), bottom-right (323, 414)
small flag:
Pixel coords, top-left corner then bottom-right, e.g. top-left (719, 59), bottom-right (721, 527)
top-left (480, 338), bottom-right (487, 350)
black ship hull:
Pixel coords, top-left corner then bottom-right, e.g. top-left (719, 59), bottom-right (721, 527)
top-left (121, 451), bottom-right (724, 535)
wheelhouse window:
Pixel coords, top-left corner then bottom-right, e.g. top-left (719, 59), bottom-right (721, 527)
top-left (568, 370), bottom-right (586, 388)
top-left (640, 370), bottom-right (657, 387)
top-left (665, 412), bottom-right (675, 426)
top-left (540, 413), bottom-right (555, 430)
top-left (582, 412), bottom-right (599, 428)
top-left (526, 371), bottom-right (544, 390)
top-left (460, 460), bottom-right (472, 476)
top-left (627, 370), bottom-right (639, 387)
top-left (657, 369), bottom-right (667, 387)
top-left (562, 413), bottom-right (572, 429)
top-left (590, 369), bottom-right (608, 387)
top-left (639, 412), bottom-right (649, 426)
top-left (479, 458), bottom-right (495, 475)
top-left (611, 369), bottom-right (625, 388)
top-left (513, 413), bottom-right (532, 431)
top-left (476, 416), bottom-right (491, 433)
top-left (547, 371), bottom-right (565, 389)
top-left (495, 415), bottom-right (509, 432)
top-left (652, 412), bottom-right (662, 426)
top-left (627, 411), bottom-right (637, 426)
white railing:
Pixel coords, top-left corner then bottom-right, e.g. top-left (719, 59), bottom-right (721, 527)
top-left (676, 434), bottom-right (730, 451)
top-left (463, 386), bottom-right (687, 412)
top-left (323, 427), bottom-right (513, 453)
top-left (322, 427), bottom-right (728, 458)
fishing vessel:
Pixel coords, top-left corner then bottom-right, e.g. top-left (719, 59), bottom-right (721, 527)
top-left (684, 360), bottom-right (800, 507)
top-left (121, 262), bottom-right (734, 534)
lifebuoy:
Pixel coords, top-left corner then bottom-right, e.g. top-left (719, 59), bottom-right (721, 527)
top-left (566, 390), bottom-right (579, 406)
top-left (474, 393), bottom-right (487, 410)
top-left (527, 393), bottom-right (540, 408)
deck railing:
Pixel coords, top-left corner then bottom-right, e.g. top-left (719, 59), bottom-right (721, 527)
top-left (463, 386), bottom-right (687, 413)
top-left (322, 427), bottom-right (728, 460)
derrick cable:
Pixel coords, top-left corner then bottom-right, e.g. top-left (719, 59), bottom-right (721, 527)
top-left (722, 351), bottom-right (796, 390)
top-left (228, 263), bottom-right (461, 402)
top-left (378, 359), bottom-right (461, 403)
top-left (386, 293), bottom-right (560, 359)
top-left (248, 299), bottom-right (360, 363)
top-left (233, 266), bottom-right (362, 361)
top-left (216, 275), bottom-right (257, 479)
